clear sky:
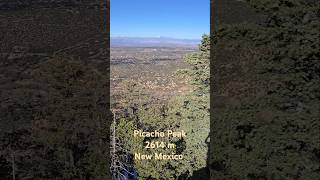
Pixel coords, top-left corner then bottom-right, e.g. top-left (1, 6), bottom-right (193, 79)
top-left (111, 0), bottom-right (209, 39)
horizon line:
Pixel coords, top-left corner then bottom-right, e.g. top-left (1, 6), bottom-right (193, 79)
top-left (110, 35), bottom-right (202, 40)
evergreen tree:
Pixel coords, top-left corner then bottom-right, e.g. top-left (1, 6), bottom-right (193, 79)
top-left (0, 57), bottom-right (109, 179)
top-left (210, 0), bottom-right (320, 179)
top-left (114, 35), bottom-right (210, 179)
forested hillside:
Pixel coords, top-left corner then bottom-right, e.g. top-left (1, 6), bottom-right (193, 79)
top-left (1, 0), bottom-right (318, 179)
top-left (0, 1), bottom-right (110, 179)
top-left (210, 0), bottom-right (319, 179)
top-left (111, 35), bottom-right (210, 179)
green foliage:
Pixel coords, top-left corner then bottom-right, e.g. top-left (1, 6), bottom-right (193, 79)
top-left (210, 0), bottom-right (319, 179)
top-left (0, 57), bottom-right (109, 179)
top-left (179, 34), bottom-right (210, 94)
top-left (114, 35), bottom-right (210, 179)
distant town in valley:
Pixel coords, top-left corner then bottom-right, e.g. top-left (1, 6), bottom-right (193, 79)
top-left (110, 36), bottom-right (200, 103)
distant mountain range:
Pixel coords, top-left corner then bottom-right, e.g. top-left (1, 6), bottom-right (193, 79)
top-left (111, 37), bottom-right (200, 47)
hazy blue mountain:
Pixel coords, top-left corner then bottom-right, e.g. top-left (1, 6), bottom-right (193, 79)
top-left (111, 36), bottom-right (200, 47)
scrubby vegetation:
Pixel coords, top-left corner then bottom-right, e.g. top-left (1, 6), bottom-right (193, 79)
top-left (1, 0), bottom-right (318, 179)
top-left (111, 47), bottom-right (196, 100)
top-left (210, 0), bottom-right (319, 179)
top-left (0, 58), bottom-right (109, 179)
top-left (0, 1), bottom-right (110, 179)
top-left (111, 35), bottom-right (210, 179)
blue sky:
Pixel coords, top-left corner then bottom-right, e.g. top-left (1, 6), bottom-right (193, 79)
top-left (111, 0), bottom-right (209, 39)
